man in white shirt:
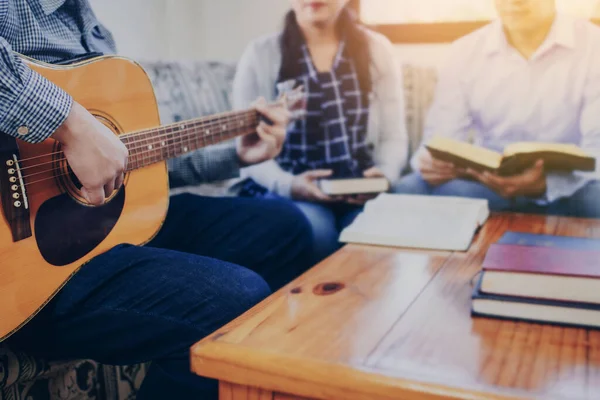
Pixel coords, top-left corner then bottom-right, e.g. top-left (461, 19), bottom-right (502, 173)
top-left (394, 0), bottom-right (600, 218)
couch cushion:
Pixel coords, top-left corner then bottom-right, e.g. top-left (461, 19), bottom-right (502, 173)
top-left (140, 60), bottom-right (236, 124)
top-left (402, 64), bottom-right (438, 164)
top-left (139, 60), bottom-right (239, 196)
top-left (0, 345), bottom-right (47, 388)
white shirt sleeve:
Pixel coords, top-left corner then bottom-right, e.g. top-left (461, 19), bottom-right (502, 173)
top-left (410, 43), bottom-right (475, 172)
top-left (544, 37), bottom-right (600, 203)
top-left (232, 39), bottom-right (296, 197)
top-left (368, 32), bottom-right (409, 184)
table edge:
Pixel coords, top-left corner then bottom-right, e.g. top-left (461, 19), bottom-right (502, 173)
top-left (191, 341), bottom-right (533, 400)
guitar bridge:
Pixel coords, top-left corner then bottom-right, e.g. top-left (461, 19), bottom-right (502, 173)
top-left (0, 142), bottom-right (32, 242)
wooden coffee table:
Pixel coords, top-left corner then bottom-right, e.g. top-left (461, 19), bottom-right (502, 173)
top-left (191, 213), bottom-right (600, 399)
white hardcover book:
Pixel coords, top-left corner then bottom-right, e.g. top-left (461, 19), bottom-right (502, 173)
top-left (339, 194), bottom-right (489, 251)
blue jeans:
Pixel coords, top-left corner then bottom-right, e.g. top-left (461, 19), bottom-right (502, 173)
top-left (294, 201), bottom-right (362, 263)
top-left (8, 194), bottom-right (313, 399)
top-left (394, 173), bottom-right (600, 218)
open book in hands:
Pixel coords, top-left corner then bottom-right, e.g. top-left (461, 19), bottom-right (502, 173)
top-left (425, 136), bottom-right (595, 176)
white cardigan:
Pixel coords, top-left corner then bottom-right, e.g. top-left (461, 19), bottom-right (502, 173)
top-left (232, 29), bottom-right (408, 197)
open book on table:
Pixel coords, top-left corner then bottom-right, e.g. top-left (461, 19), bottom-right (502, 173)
top-left (339, 194), bottom-right (489, 251)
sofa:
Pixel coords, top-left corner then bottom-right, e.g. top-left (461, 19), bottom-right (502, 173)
top-left (0, 60), bottom-right (437, 400)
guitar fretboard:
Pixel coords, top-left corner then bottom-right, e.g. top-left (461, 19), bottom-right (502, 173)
top-left (120, 109), bottom-right (259, 171)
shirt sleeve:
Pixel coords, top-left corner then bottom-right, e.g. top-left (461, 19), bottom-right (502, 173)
top-left (369, 32), bottom-right (408, 184)
top-left (543, 35), bottom-right (600, 203)
top-left (0, 37), bottom-right (73, 143)
top-left (232, 38), bottom-right (296, 197)
top-left (409, 43), bottom-right (474, 172)
top-left (167, 142), bottom-right (241, 189)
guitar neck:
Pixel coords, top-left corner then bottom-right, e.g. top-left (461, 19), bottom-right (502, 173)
top-left (120, 108), bottom-right (259, 171)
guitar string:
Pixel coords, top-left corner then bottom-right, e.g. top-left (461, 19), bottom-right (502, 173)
top-left (14, 90), bottom-right (302, 189)
top-left (19, 125), bottom-right (258, 186)
top-left (17, 115), bottom-right (259, 175)
top-left (16, 111), bottom-right (258, 164)
top-left (23, 128), bottom-right (256, 188)
top-left (18, 121), bottom-right (257, 173)
top-left (24, 170), bottom-right (81, 187)
top-left (15, 89), bottom-right (301, 164)
top-left (18, 122), bottom-right (258, 178)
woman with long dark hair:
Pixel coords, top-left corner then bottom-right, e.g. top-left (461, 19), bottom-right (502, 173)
top-left (233, 0), bottom-right (408, 262)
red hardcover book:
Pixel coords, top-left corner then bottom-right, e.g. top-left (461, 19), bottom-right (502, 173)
top-left (480, 244), bottom-right (600, 304)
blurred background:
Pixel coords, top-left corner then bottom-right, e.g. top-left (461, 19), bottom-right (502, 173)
top-left (89, 0), bottom-right (600, 69)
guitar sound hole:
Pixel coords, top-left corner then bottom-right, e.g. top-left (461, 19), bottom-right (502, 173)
top-left (61, 165), bottom-right (124, 205)
top-left (54, 150), bottom-right (89, 204)
top-left (67, 166), bottom-right (82, 190)
top-left (55, 143), bottom-right (126, 206)
top-left (51, 115), bottom-right (125, 205)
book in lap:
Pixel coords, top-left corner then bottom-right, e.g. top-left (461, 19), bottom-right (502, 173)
top-left (339, 194), bottom-right (489, 251)
top-left (318, 177), bottom-right (390, 195)
top-left (425, 136), bottom-right (595, 176)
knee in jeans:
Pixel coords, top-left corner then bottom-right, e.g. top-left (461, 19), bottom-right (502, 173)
top-left (219, 271), bottom-right (272, 321)
top-left (266, 199), bottom-right (313, 244)
top-left (392, 173), bottom-right (431, 195)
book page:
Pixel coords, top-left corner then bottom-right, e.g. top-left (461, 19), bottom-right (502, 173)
top-left (427, 136), bottom-right (503, 169)
top-left (503, 142), bottom-right (590, 158)
top-left (340, 194), bottom-right (488, 251)
top-left (364, 194), bottom-right (489, 225)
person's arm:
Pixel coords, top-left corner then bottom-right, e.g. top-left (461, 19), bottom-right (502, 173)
top-left (169, 94), bottom-right (291, 189)
top-left (369, 32), bottom-right (408, 185)
top-left (232, 38), bottom-right (296, 197)
top-left (167, 143), bottom-right (241, 189)
top-left (169, 38), bottom-right (292, 189)
top-left (0, 37), bottom-right (127, 205)
top-left (542, 40), bottom-right (600, 203)
top-left (0, 37), bottom-right (72, 143)
top-left (409, 43), bottom-right (474, 173)
top-left (468, 34), bottom-right (600, 203)
top-left (240, 160), bottom-right (295, 197)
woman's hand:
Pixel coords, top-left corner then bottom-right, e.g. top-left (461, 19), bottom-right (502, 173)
top-left (236, 97), bottom-right (291, 166)
top-left (291, 170), bottom-right (336, 202)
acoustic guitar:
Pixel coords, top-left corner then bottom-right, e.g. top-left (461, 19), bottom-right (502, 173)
top-left (0, 55), bottom-right (303, 342)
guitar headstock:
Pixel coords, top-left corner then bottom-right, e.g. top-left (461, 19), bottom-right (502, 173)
top-left (276, 80), bottom-right (307, 121)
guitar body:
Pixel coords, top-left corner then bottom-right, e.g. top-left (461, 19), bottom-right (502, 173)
top-left (0, 56), bottom-right (169, 341)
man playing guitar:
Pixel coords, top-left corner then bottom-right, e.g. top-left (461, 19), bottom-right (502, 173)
top-left (0, 1), bottom-right (314, 399)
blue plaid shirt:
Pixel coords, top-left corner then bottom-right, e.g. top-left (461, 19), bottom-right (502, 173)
top-left (277, 41), bottom-right (373, 178)
top-left (0, 0), bottom-right (116, 143)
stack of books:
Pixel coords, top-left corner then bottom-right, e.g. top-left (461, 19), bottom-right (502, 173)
top-left (471, 231), bottom-right (600, 329)
top-left (339, 194), bottom-right (489, 251)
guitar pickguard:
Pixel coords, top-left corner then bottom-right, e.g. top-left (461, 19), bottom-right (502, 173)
top-left (34, 188), bottom-right (125, 266)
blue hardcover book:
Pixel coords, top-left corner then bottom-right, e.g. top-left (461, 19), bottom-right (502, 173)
top-left (497, 231), bottom-right (600, 250)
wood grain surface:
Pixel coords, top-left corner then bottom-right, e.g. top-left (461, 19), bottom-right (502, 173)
top-left (193, 213), bottom-right (600, 400)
